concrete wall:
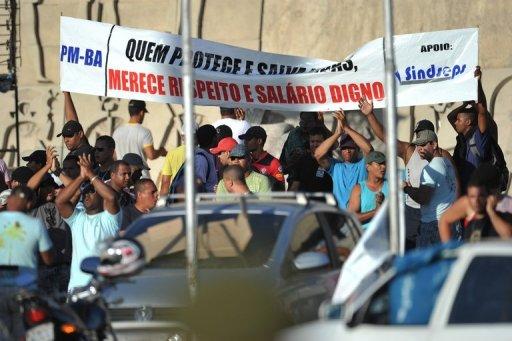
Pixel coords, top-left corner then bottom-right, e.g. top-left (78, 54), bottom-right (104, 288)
top-left (1, 0), bottom-right (511, 189)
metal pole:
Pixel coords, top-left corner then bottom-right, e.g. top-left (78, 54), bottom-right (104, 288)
top-left (383, 0), bottom-right (402, 255)
top-left (10, 0), bottom-right (20, 167)
top-left (180, 0), bottom-right (198, 301)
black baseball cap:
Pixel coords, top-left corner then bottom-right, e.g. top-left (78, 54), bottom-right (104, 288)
top-left (22, 150), bottom-right (46, 165)
top-left (414, 119), bottom-right (435, 133)
top-left (339, 134), bottom-right (357, 149)
top-left (12, 166), bottom-right (34, 184)
top-left (128, 100), bottom-right (148, 113)
top-left (238, 126), bottom-right (267, 141)
top-left (57, 120), bottom-right (83, 138)
top-left (122, 153), bottom-right (150, 170)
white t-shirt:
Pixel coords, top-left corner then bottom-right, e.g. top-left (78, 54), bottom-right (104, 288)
top-left (113, 123), bottom-right (153, 178)
top-left (212, 118), bottom-right (251, 143)
top-left (405, 148), bottom-right (428, 209)
top-left (420, 157), bottom-right (457, 223)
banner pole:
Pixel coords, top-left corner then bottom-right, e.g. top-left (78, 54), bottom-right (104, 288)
top-left (383, 0), bottom-right (403, 255)
top-left (181, 0), bottom-right (198, 301)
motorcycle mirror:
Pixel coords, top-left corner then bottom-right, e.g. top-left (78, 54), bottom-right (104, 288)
top-left (80, 257), bottom-right (101, 275)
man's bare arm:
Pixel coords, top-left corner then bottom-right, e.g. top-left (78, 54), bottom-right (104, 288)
top-left (358, 97), bottom-right (409, 160)
top-left (314, 110), bottom-right (345, 169)
top-left (63, 91), bottom-right (79, 122)
top-left (160, 175), bottom-right (171, 196)
top-left (143, 145), bottom-right (167, 160)
top-left (438, 197), bottom-right (468, 242)
top-left (28, 146), bottom-right (57, 190)
top-left (55, 175), bottom-right (83, 219)
top-left (487, 195), bottom-right (512, 239)
top-left (403, 183), bottom-right (434, 205)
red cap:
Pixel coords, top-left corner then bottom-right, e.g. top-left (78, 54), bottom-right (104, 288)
top-left (209, 137), bottom-right (237, 155)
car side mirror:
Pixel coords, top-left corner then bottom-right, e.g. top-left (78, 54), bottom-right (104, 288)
top-left (293, 252), bottom-right (330, 270)
top-left (80, 257), bottom-right (100, 275)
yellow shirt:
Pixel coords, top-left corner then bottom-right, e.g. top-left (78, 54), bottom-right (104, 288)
top-left (161, 145), bottom-right (186, 182)
top-left (216, 171), bottom-right (271, 194)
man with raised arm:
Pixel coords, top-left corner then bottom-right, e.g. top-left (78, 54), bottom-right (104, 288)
top-left (314, 110), bottom-right (373, 209)
top-left (448, 67), bottom-right (496, 193)
top-left (60, 92), bottom-right (94, 158)
top-left (55, 154), bottom-right (121, 291)
top-left (359, 97), bottom-right (458, 249)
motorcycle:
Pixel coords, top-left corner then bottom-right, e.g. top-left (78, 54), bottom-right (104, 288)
top-left (1, 238), bottom-right (145, 340)
top-left (0, 264), bottom-right (115, 340)
top-left (3, 268), bottom-right (116, 341)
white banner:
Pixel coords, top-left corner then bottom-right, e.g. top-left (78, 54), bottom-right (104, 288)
top-left (60, 17), bottom-right (478, 111)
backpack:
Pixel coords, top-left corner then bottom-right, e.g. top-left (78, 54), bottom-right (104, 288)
top-left (468, 133), bottom-right (509, 192)
top-left (168, 150), bottom-right (212, 197)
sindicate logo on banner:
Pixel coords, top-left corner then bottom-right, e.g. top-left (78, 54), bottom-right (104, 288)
top-left (60, 17), bottom-right (478, 111)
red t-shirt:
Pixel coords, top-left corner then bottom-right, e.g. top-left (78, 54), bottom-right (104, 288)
top-left (252, 151), bottom-right (285, 183)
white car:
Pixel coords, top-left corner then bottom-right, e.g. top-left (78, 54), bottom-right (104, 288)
top-left (279, 240), bottom-right (512, 341)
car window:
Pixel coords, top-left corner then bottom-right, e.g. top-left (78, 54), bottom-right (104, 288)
top-left (288, 213), bottom-right (333, 267)
top-left (322, 213), bottom-right (359, 262)
top-left (129, 213), bottom-right (285, 269)
top-left (448, 256), bottom-right (512, 324)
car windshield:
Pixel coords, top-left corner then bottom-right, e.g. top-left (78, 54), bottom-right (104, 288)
top-left (124, 211), bottom-right (286, 269)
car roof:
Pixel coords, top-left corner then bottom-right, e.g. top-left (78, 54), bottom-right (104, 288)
top-left (151, 199), bottom-right (342, 216)
top-left (458, 239), bottom-right (512, 256)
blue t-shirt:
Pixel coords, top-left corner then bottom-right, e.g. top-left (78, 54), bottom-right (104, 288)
top-left (359, 180), bottom-right (389, 229)
top-left (64, 207), bottom-right (121, 291)
top-left (420, 157), bottom-right (457, 223)
top-left (0, 211), bottom-right (52, 269)
top-left (195, 148), bottom-right (218, 193)
top-left (328, 158), bottom-right (367, 209)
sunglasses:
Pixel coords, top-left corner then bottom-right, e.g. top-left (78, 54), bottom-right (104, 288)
top-left (229, 156), bottom-right (246, 160)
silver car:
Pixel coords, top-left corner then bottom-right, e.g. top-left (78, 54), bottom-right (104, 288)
top-left (103, 194), bottom-right (362, 340)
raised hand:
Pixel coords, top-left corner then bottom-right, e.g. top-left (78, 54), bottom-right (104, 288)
top-left (78, 154), bottom-right (94, 180)
top-left (474, 65), bottom-right (481, 80)
top-left (45, 145), bottom-right (58, 166)
top-left (316, 112), bottom-right (325, 123)
top-left (235, 108), bottom-right (246, 120)
top-left (486, 195), bottom-right (498, 214)
top-left (51, 157), bottom-right (60, 173)
top-left (333, 110), bottom-right (347, 135)
top-left (358, 97), bottom-right (374, 116)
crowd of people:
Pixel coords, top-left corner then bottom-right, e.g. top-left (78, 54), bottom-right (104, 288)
top-left (0, 67), bottom-right (511, 299)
